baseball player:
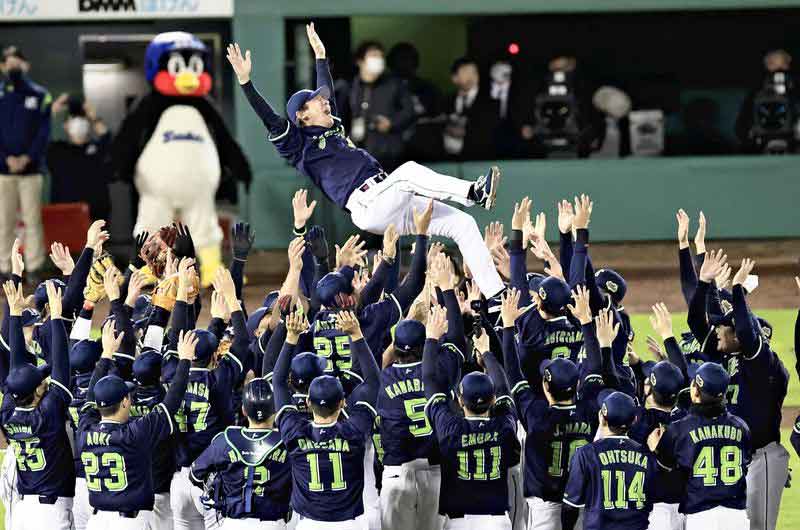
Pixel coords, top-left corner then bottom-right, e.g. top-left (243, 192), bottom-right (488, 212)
top-left (129, 349), bottom-right (176, 529)
top-left (77, 321), bottom-right (194, 529)
top-left (190, 378), bottom-right (292, 529)
top-left (423, 305), bottom-right (520, 529)
top-left (649, 362), bottom-right (752, 530)
top-left (791, 276), bottom-right (800, 458)
top-left (0, 280), bottom-right (74, 530)
top-left (690, 254), bottom-right (789, 530)
top-left (501, 287), bottom-right (620, 530)
top-left (170, 266), bottom-right (249, 530)
top-left (226, 23), bottom-right (506, 299)
top-left (272, 309), bottom-right (380, 529)
top-left (562, 391), bottom-right (659, 530)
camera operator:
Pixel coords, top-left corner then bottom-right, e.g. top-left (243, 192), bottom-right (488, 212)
top-left (735, 49), bottom-right (800, 154)
top-left (339, 41), bottom-right (415, 171)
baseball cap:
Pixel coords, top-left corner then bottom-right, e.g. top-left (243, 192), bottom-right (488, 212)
top-left (460, 371), bottom-right (496, 410)
top-left (20, 308), bottom-right (41, 327)
top-left (649, 361), bottom-right (684, 399)
top-left (262, 290), bottom-right (280, 311)
top-left (70, 339), bottom-right (102, 374)
top-left (316, 272), bottom-right (354, 308)
top-left (601, 391), bottom-right (637, 429)
top-left (246, 306), bottom-right (269, 339)
top-left (192, 329), bottom-right (220, 365)
top-left (709, 311), bottom-right (735, 328)
top-left (308, 375), bottom-right (344, 408)
top-left (132, 294), bottom-right (153, 330)
top-left (526, 272), bottom-right (546, 293)
top-left (290, 352), bottom-right (328, 388)
top-left (640, 360), bottom-right (657, 380)
top-left (33, 279), bottom-right (66, 311)
top-left (6, 363), bottom-right (50, 400)
top-left (133, 349), bottom-right (162, 386)
top-left (539, 358), bottom-right (579, 392)
top-left (394, 320), bottom-right (425, 354)
top-left (94, 375), bottom-right (136, 408)
top-left (286, 86), bottom-right (331, 125)
top-left (693, 362), bottom-right (729, 398)
top-left (595, 269), bottom-right (627, 305)
top-left (536, 277), bottom-right (572, 314)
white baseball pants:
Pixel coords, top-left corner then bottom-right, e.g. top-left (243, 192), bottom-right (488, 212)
top-left (746, 441), bottom-right (789, 530)
top-left (87, 509), bottom-right (154, 530)
top-left (221, 519), bottom-right (286, 529)
top-left (685, 506), bottom-right (749, 530)
top-left (295, 513), bottom-right (367, 529)
top-left (0, 173), bottom-right (45, 272)
top-left (171, 467), bottom-right (219, 530)
top-left (525, 498), bottom-right (584, 530)
top-left (507, 463), bottom-right (526, 530)
top-left (0, 447), bottom-right (20, 530)
top-left (379, 459), bottom-right (444, 530)
top-left (154, 492), bottom-right (174, 530)
top-left (648, 502), bottom-right (685, 530)
top-left (346, 161), bottom-right (505, 298)
top-left (11, 495), bottom-right (73, 530)
top-left (73, 477), bottom-right (92, 530)
top-left (443, 513), bottom-right (512, 530)
top-left (362, 444), bottom-right (380, 530)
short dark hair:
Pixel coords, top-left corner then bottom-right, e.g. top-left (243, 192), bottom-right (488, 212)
top-left (698, 391), bottom-right (725, 407)
top-left (2, 46), bottom-right (25, 62)
top-left (652, 390), bottom-right (677, 409)
top-left (99, 402), bottom-right (123, 417)
top-left (355, 41), bottom-right (384, 62)
top-left (393, 346), bottom-right (422, 364)
top-left (450, 57), bottom-right (477, 75)
top-left (15, 393), bottom-right (35, 407)
top-left (549, 386), bottom-right (575, 403)
top-left (288, 374), bottom-right (310, 394)
top-left (608, 424), bottom-right (628, 436)
top-left (309, 400), bottom-right (339, 418)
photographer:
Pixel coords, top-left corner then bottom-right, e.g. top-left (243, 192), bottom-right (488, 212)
top-left (735, 49), bottom-right (799, 154)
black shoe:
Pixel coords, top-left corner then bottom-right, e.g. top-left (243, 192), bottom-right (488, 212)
top-left (472, 166), bottom-right (501, 210)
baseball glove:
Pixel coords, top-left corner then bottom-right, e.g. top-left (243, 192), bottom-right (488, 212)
top-left (139, 225), bottom-right (178, 278)
top-left (83, 252), bottom-right (120, 303)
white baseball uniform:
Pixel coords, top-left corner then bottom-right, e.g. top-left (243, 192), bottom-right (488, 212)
top-left (685, 506), bottom-right (749, 530)
top-left (443, 513), bottom-right (512, 530)
top-left (11, 495), bottom-right (73, 530)
top-left (379, 458), bottom-right (444, 530)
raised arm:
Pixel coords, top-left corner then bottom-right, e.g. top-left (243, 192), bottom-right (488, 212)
top-left (64, 221), bottom-right (108, 317)
top-left (392, 203), bottom-right (433, 312)
top-left (688, 249), bottom-right (727, 343)
top-left (46, 281), bottom-right (70, 387)
top-left (306, 22), bottom-right (337, 116)
top-left (500, 289), bottom-right (527, 387)
top-left (162, 330), bottom-right (195, 415)
top-left (422, 306), bottom-right (450, 399)
top-left (557, 200), bottom-right (575, 274)
top-left (795, 277), bottom-right (800, 379)
top-left (213, 267), bottom-right (250, 368)
top-left (3, 280), bottom-right (28, 370)
top-left (359, 225), bottom-right (399, 308)
top-left (509, 198), bottom-right (532, 306)
top-left (731, 259), bottom-right (763, 359)
top-left (650, 302), bottom-right (689, 381)
top-left (337, 311), bottom-right (379, 405)
top-left (273, 309), bottom-right (307, 409)
top-left (230, 222), bottom-right (255, 308)
top-left (675, 209), bottom-right (699, 307)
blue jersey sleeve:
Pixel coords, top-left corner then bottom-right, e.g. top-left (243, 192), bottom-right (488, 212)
top-left (190, 432), bottom-right (226, 485)
top-left (655, 424), bottom-right (678, 471)
top-left (275, 406), bottom-right (308, 445)
top-left (424, 394), bottom-right (462, 447)
top-left (131, 402), bottom-right (176, 449)
top-left (563, 445), bottom-right (589, 508)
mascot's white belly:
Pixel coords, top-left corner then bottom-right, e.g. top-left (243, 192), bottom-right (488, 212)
top-left (135, 105), bottom-right (220, 203)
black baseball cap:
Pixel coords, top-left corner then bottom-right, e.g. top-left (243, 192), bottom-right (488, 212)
top-left (601, 391), bottom-right (637, 429)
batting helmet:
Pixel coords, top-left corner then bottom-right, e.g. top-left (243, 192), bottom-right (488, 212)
top-left (242, 378), bottom-right (275, 422)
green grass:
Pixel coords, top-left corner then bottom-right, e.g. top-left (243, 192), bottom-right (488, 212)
top-left (628, 309), bottom-right (799, 406)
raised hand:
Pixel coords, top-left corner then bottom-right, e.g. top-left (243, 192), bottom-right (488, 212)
top-left (732, 258), bottom-right (756, 287)
top-left (511, 196), bottom-right (532, 231)
top-left (306, 22), bottom-right (326, 60)
top-left (426, 305), bottom-right (448, 340)
top-left (426, 241), bottom-right (444, 266)
top-left (335, 310), bottom-right (363, 340)
top-left (285, 309), bottom-right (309, 343)
top-left (335, 235), bottom-right (366, 269)
top-left (491, 244), bottom-right (511, 280)
top-left (177, 330), bottom-right (198, 361)
top-left (557, 199), bottom-right (575, 234)
top-left (131, 231), bottom-right (149, 269)
top-left (694, 211), bottom-right (707, 255)
top-left (595, 308), bottom-right (620, 348)
top-left (212, 267), bottom-right (239, 310)
top-left (101, 319), bottom-right (124, 359)
top-left (287, 237), bottom-right (306, 272)
top-left (210, 291), bottom-right (229, 321)
top-left (649, 302), bottom-right (674, 340)
top-left (430, 253), bottom-right (455, 290)
top-left (86, 220), bottom-right (110, 252)
top-left (715, 263), bottom-right (732, 290)
top-left (473, 328), bottom-right (490, 357)
top-left (231, 222), bottom-right (255, 261)
top-left (676, 209), bottom-right (690, 248)
top-left (306, 225), bottom-right (329, 261)
top-left (352, 268), bottom-right (370, 295)
top-left (45, 281), bottom-right (62, 320)
top-left (383, 224), bottom-right (399, 260)
top-left (49, 242), bottom-right (74, 276)
top-left (124, 270), bottom-right (148, 307)
top-left (698, 248), bottom-right (727, 282)
top-left (172, 222), bottom-right (195, 260)
top-left (567, 284), bottom-right (592, 325)
top-left (646, 336), bottom-right (666, 360)
top-left (573, 194), bottom-right (593, 230)
top-left (102, 263), bottom-right (122, 302)
top-left (2, 280), bottom-right (24, 316)
top-left (484, 221), bottom-right (506, 253)
top-left (292, 189), bottom-right (317, 230)
top-left (500, 288), bottom-right (525, 328)
top-left (10, 238), bottom-right (23, 277)
top-left (226, 42), bottom-right (252, 85)
top-left (533, 211), bottom-right (546, 241)
top-left (413, 200), bottom-right (434, 236)
top-left (176, 257), bottom-right (196, 302)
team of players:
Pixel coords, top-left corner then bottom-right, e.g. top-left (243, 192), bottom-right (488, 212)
top-left (0, 192), bottom-right (794, 530)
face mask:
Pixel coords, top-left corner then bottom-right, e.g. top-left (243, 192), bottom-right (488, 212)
top-left (6, 67), bottom-right (22, 83)
top-left (66, 117), bottom-right (91, 141)
top-left (490, 62), bottom-right (512, 83)
top-left (364, 56), bottom-right (385, 77)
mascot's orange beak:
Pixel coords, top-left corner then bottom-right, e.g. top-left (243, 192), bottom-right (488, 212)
top-left (174, 71), bottom-right (200, 95)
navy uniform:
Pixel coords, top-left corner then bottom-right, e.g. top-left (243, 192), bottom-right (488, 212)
top-left (654, 363), bottom-right (751, 530)
top-left (78, 354), bottom-right (190, 530)
top-left (272, 326), bottom-right (381, 529)
top-left (170, 307), bottom-right (248, 529)
top-left (0, 316), bottom-right (74, 530)
top-left (130, 350), bottom-right (175, 530)
top-left (563, 392), bottom-right (659, 530)
top-left (378, 320), bottom-right (461, 530)
top-left (423, 336), bottom-right (519, 529)
top-left (190, 379), bottom-right (292, 529)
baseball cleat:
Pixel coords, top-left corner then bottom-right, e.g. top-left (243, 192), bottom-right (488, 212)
top-left (472, 166), bottom-right (501, 210)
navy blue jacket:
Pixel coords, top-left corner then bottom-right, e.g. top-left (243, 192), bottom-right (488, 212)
top-left (0, 76), bottom-right (51, 174)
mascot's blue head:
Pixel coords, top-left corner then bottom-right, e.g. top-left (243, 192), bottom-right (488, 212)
top-left (145, 32), bottom-right (211, 97)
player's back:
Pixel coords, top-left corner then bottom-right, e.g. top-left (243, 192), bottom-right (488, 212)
top-left (130, 385), bottom-right (176, 494)
top-left (0, 384), bottom-right (75, 498)
top-left (660, 408), bottom-right (751, 514)
top-left (522, 399), bottom-right (597, 501)
top-left (175, 364), bottom-right (237, 467)
top-left (517, 312), bottom-right (584, 386)
top-left (428, 395), bottom-right (519, 517)
top-left (312, 310), bottom-right (353, 373)
top-left (377, 361), bottom-right (434, 465)
top-left (277, 404), bottom-right (375, 521)
top-left (565, 436), bottom-right (657, 530)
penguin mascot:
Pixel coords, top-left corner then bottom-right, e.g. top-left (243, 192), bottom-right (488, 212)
top-left (112, 31), bottom-right (251, 285)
